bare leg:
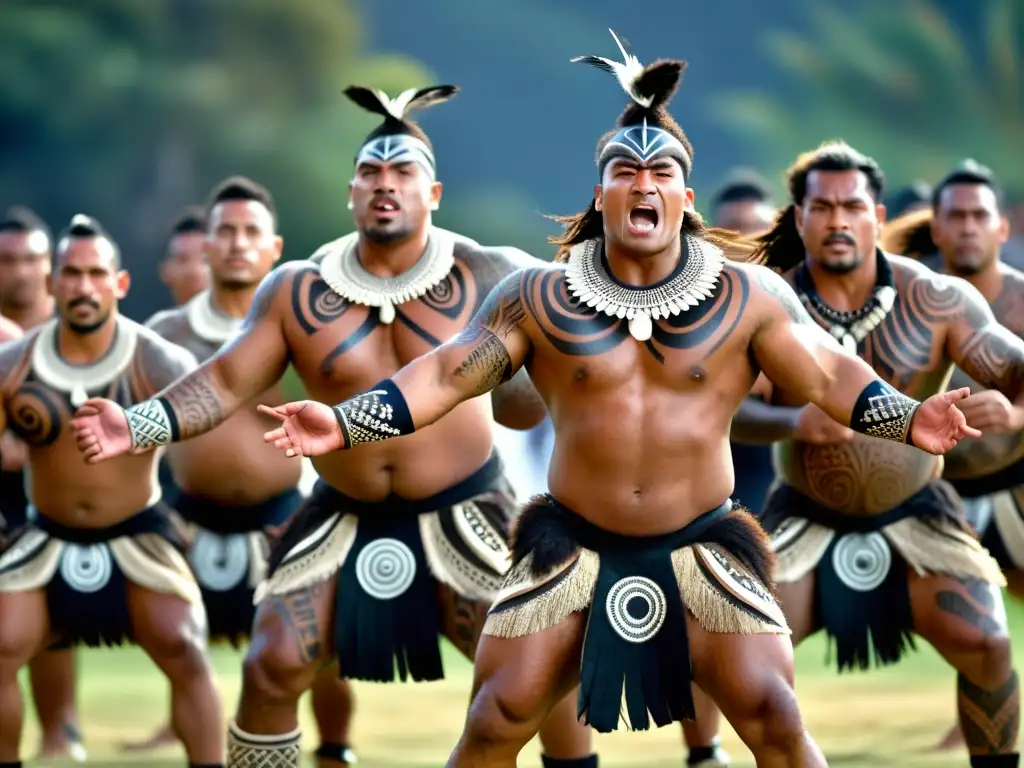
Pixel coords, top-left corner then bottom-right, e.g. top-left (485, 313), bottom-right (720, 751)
top-left (128, 583), bottom-right (224, 765)
top-left (437, 585), bottom-right (594, 765)
top-left (0, 589), bottom-right (51, 763)
top-left (689, 613), bottom-right (825, 768)
top-left (30, 648), bottom-right (85, 760)
top-left (310, 661), bottom-right (356, 767)
top-left (229, 581), bottom-right (333, 766)
top-left (447, 613), bottom-right (587, 767)
top-left (910, 572), bottom-right (1019, 758)
top-left (117, 722), bottom-right (177, 753)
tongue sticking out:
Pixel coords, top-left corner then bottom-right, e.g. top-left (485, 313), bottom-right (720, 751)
top-left (629, 208), bottom-right (658, 232)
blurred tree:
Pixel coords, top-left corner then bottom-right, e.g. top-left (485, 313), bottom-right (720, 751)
top-left (713, 0), bottom-right (1023, 193)
top-left (0, 0), bottom-right (438, 315)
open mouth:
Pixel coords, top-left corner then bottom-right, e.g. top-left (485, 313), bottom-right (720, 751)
top-left (628, 205), bottom-right (659, 234)
top-left (372, 199), bottom-right (400, 214)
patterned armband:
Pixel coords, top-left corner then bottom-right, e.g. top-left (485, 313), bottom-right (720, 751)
top-left (850, 380), bottom-right (920, 446)
top-left (124, 397), bottom-right (179, 450)
top-left (331, 378), bottom-right (415, 449)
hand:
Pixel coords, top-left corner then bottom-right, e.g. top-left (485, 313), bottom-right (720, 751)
top-left (259, 401), bottom-right (345, 458)
top-left (955, 389), bottom-right (1023, 434)
top-left (71, 398), bottom-right (134, 464)
top-left (910, 387), bottom-right (983, 454)
top-left (794, 404), bottom-right (857, 444)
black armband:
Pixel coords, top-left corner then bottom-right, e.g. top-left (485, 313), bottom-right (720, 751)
top-left (332, 378), bottom-right (415, 449)
top-left (124, 397), bottom-right (180, 449)
top-left (850, 380), bottom-right (920, 446)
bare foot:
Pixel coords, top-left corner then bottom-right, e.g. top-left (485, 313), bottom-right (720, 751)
top-left (118, 723), bottom-right (178, 752)
top-left (930, 721), bottom-right (965, 751)
top-left (38, 724), bottom-right (87, 762)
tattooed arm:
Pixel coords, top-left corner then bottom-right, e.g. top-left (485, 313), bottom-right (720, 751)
top-left (262, 270), bottom-right (536, 456)
top-left (468, 245), bottom-right (548, 430)
top-left (748, 265), bottom-right (935, 447)
top-left (945, 278), bottom-right (1024, 431)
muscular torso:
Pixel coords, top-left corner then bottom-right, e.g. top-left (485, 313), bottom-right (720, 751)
top-left (774, 256), bottom-right (960, 515)
top-left (510, 257), bottom-right (764, 534)
top-left (279, 235), bottom-right (527, 500)
top-left (0, 319), bottom-right (195, 527)
top-left (942, 268), bottom-right (1024, 479)
top-left (149, 299), bottom-right (301, 504)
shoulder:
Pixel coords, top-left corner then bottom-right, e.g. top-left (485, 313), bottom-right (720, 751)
top-left (131, 319), bottom-right (200, 373)
top-left (251, 259), bottom-right (316, 305)
top-left (725, 261), bottom-right (814, 328)
top-left (0, 315), bottom-right (22, 343)
top-left (0, 326), bottom-right (33, 377)
top-left (143, 304), bottom-right (189, 338)
top-left (452, 235), bottom-right (548, 290)
top-left (889, 252), bottom-right (983, 306)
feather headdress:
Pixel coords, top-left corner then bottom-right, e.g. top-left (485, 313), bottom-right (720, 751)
top-left (572, 30), bottom-right (693, 177)
top-left (344, 84), bottom-right (459, 179)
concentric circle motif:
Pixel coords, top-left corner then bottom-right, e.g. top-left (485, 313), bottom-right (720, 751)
top-left (605, 576), bottom-right (668, 644)
top-left (189, 530), bottom-right (250, 592)
top-left (59, 543), bottom-right (113, 594)
top-left (831, 532), bottom-right (892, 592)
top-left (355, 538), bottom-right (417, 601)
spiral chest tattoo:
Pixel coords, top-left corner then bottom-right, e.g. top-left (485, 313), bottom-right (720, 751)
top-left (521, 267), bottom-right (747, 363)
top-left (8, 374), bottom-right (133, 447)
top-left (394, 268), bottom-right (472, 348)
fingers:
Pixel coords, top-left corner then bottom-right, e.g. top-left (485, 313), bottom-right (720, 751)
top-left (256, 404), bottom-right (288, 422)
top-left (72, 404), bottom-right (99, 419)
top-left (263, 426), bottom-right (288, 444)
top-left (942, 387), bottom-right (972, 404)
top-left (960, 424), bottom-right (984, 439)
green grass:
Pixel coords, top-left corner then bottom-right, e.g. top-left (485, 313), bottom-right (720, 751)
top-left (20, 598), bottom-right (1024, 767)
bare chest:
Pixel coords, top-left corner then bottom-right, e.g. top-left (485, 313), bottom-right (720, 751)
top-left (285, 268), bottom-right (483, 397)
top-left (7, 373), bottom-right (133, 447)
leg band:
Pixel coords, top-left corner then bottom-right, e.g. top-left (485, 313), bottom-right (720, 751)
top-left (316, 742), bottom-right (359, 764)
top-left (227, 721), bottom-right (301, 767)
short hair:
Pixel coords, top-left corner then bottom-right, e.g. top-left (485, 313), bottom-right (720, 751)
top-left (55, 214), bottom-right (121, 268)
top-left (204, 176), bottom-right (277, 228)
top-left (0, 205), bottom-right (52, 250)
top-left (931, 160), bottom-right (1004, 212)
top-left (710, 170), bottom-right (774, 211)
top-left (787, 140), bottom-right (886, 205)
top-left (165, 205), bottom-right (206, 255)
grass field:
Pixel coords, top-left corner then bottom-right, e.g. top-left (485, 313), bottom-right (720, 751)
top-left (19, 599), bottom-right (1024, 768)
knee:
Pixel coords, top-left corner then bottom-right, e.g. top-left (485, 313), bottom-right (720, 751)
top-left (242, 634), bottom-right (314, 704)
top-left (144, 624), bottom-right (210, 678)
top-left (738, 677), bottom-right (805, 751)
top-left (461, 681), bottom-right (547, 751)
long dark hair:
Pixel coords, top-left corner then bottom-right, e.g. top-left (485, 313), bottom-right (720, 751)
top-left (880, 208), bottom-right (935, 258)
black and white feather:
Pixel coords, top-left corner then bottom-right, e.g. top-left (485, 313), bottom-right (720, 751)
top-left (572, 29), bottom-right (686, 113)
top-left (571, 29), bottom-right (651, 107)
top-left (343, 85), bottom-right (458, 122)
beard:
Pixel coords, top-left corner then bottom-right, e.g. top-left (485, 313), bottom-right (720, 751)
top-left (818, 257), bottom-right (862, 275)
top-left (362, 223), bottom-right (413, 245)
top-left (219, 278), bottom-right (258, 291)
top-left (66, 312), bottom-right (109, 335)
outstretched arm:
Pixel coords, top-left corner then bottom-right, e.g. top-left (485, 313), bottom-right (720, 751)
top-left (747, 266), bottom-right (978, 453)
top-left (944, 280), bottom-right (1024, 431)
top-left (261, 271), bottom-right (533, 456)
top-left (73, 268), bottom-right (293, 461)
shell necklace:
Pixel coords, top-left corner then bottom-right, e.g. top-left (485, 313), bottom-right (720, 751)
top-left (564, 234), bottom-right (726, 341)
top-left (185, 290), bottom-right (242, 344)
top-left (31, 315), bottom-right (137, 407)
top-left (317, 227), bottom-right (456, 324)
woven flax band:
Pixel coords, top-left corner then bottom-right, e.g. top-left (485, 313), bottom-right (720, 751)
top-left (332, 378), bottom-right (415, 449)
top-left (124, 397), bottom-right (179, 449)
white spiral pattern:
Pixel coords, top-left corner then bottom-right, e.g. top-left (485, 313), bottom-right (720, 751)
top-left (59, 543), bottom-right (113, 594)
top-left (355, 538), bottom-right (417, 601)
top-left (189, 530), bottom-right (250, 592)
top-left (605, 576), bottom-right (668, 644)
top-left (831, 532), bottom-right (892, 592)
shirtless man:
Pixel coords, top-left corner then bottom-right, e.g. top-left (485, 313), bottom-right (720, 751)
top-left (0, 215), bottom-right (224, 767)
top-left (0, 207), bottom-right (84, 762)
top-left (128, 177), bottom-right (358, 766)
top-left (730, 142), bottom-right (1022, 768)
top-left (159, 206), bottom-right (210, 307)
top-left (225, 40), bottom-right (974, 767)
top-left (884, 161), bottom-right (1024, 753)
top-left (71, 83), bottom-right (596, 768)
